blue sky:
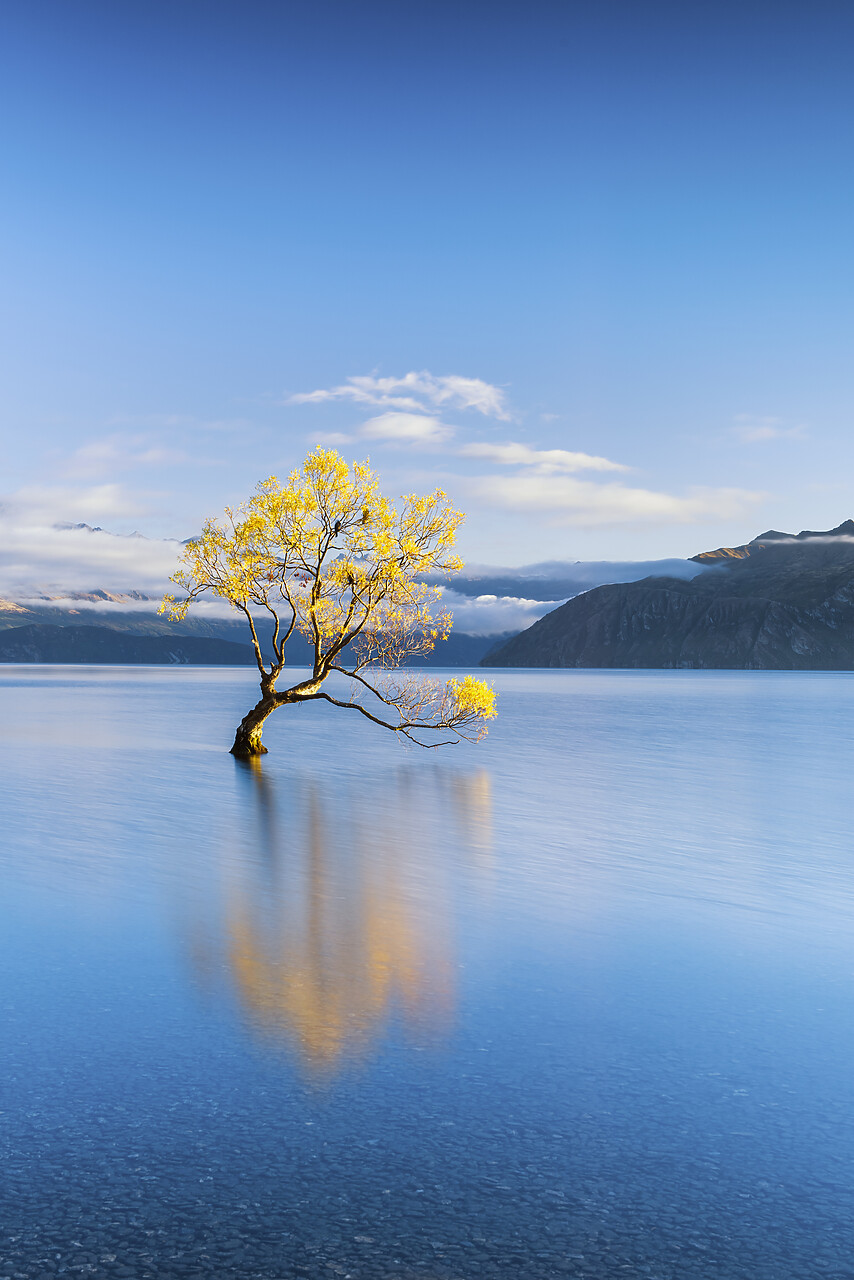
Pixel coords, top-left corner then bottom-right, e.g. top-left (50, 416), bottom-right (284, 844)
top-left (2, 0), bottom-right (854, 591)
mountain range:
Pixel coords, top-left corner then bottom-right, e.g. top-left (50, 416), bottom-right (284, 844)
top-left (483, 522), bottom-right (854, 670)
top-left (0, 595), bottom-right (513, 667)
top-left (0, 625), bottom-right (261, 666)
top-left (0, 556), bottom-right (698, 667)
top-left (10, 524), bottom-right (854, 671)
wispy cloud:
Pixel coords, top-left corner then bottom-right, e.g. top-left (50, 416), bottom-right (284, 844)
top-left (8, 483), bottom-right (151, 523)
top-left (289, 370), bottom-right (770, 530)
top-left (459, 441), bottom-right (626, 473)
top-left (455, 558), bottom-right (704, 586)
top-left (106, 413), bottom-right (258, 434)
top-left (732, 415), bottom-right (806, 443)
top-left (469, 473), bottom-right (764, 527)
top-left (68, 434), bottom-right (188, 478)
top-left (460, 431), bottom-right (764, 527)
top-left (305, 430), bottom-right (354, 446)
top-left (307, 411), bottom-right (454, 448)
top-left (288, 371), bottom-right (510, 420)
top-left (361, 412), bottom-right (452, 445)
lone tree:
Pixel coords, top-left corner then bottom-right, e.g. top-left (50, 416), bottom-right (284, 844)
top-left (160, 448), bottom-right (497, 757)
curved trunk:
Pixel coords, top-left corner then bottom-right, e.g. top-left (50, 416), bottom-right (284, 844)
top-left (230, 694), bottom-right (277, 757)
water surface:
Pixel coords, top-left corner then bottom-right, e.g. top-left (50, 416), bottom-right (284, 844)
top-left (2, 667), bottom-right (854, 1279)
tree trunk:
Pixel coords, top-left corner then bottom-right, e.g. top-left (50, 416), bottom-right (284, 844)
top-left (230, 695), bottom-right (277, 757)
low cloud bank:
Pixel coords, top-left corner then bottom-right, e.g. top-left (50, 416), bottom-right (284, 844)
top-left (12, 584), bottom-right (559, 637)
top-left (435, 558), bottom-right (705, 633)
top-left (0, 510), bottom-right (705, 639)
top-left (456, 558), bottom-right (704, 588)
top-left (437, 589), bottom-right (567, 635)
top-left (0, 517), bottom-right (182, 598)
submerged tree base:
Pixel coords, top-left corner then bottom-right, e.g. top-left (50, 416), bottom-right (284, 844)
top-left (230, 736), bottom-right (268, 757)
top-left (230, 708), bottom-right (273, 757)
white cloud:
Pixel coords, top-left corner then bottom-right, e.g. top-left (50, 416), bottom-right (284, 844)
top-left (0, 487), bottom-right (180, 597)
top-left (732, 415), bottom-right (806, 443)
top-left (107, 413), bottom-right (258, 434)
top-left (439, 587), bottom-right (564, 635)
top-left (428, 375), bottom-right (508, 418)
top-left (0, 521), bottom-right (181, 598)
top-left (455, 558), bottom-right (705, 586)
top-left (288, 370), bottom-right (510, 420)
top-left (469, 474), bottom-right (765, 527)
top-left (68, 433), bottom-right (188, 478)
top-left (305, 430), bottom-right (354, 445)
top-left (360, 412), bottom-right (452, 445)
top-left (308, 412), bottom-right (453, 447)
top-left (459, 441), bottom-right (626, 473)
top-left (8, 483), bottom-right (151, 522)
top-left (13, 593), bottom-right (238, 620)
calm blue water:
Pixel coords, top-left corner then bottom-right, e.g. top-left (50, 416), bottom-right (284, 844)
top-left (2, 667), bottom-right (854, 1280)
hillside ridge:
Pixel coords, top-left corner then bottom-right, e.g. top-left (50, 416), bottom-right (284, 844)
top-left (482, 522), bottom-right (854, 670)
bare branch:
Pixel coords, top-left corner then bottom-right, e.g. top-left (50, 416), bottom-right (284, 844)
top-left (328, 664), bottom-right (400, 708)
top-left (312, 693), bottom-right (457, 748)
top-left (237, 603), bottom-right (268, 676)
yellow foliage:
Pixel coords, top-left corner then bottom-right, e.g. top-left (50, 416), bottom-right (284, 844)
top-left (160, 447), bottom-right (497, 751)
top-left (448, 675), bottom-right (498, 721)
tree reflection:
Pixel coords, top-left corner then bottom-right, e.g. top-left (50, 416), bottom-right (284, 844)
top-left (194, 761), bottom-right (492, 1079)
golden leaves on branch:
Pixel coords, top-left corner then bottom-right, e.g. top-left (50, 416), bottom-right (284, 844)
top-left (159, 446), bottom-right (497, 749)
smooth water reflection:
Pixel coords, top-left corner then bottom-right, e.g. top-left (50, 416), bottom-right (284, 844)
top-left (194, 763), bottom-right (491, 1077)
top-left (2, 667), bottom-right (854, 1280)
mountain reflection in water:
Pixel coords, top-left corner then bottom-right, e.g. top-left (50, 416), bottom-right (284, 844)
top-left (190, 761), bottom-right (493, 1077)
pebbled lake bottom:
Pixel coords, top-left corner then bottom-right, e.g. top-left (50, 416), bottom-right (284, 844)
top-left (2, 666), bottom-right (854, 1280)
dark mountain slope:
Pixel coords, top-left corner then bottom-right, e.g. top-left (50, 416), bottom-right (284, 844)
top-left (0, 621), bottom-right (505, 669)
top-left (482, 522), bottom-right (854, 670)
top-left (0, 625), bottom-right (262, 665)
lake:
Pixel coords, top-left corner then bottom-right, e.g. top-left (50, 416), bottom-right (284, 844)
top-left (2, 666), bottom-right (854, 1280)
